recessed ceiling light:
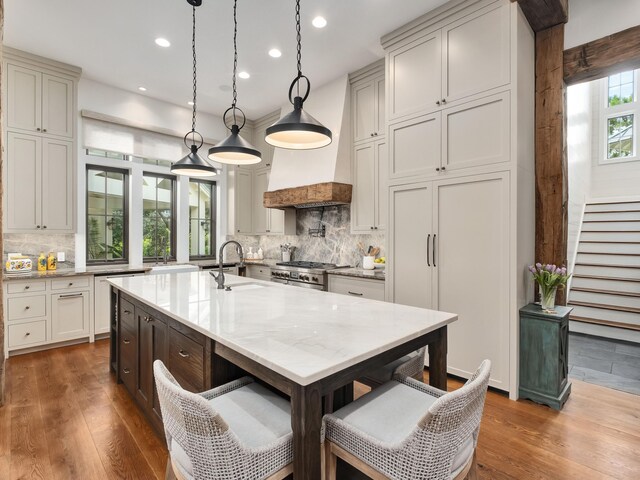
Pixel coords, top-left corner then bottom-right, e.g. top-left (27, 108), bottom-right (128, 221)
top-left (187, 101), bottom-right (195, 106)
top-left (155, 37), bottom-right (171, 48)
top-left (312, 16), bottom-right (327, 28)
top-left (269, 48), bottom-right (282, 58)
top-left (238, 71), bottom-right (250, 79)
top-left (138, 86), bottom-right (147, 92)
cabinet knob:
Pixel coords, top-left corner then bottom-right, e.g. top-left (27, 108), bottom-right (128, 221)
top-left (374, 132), bottom-right (378, 136)
top-left (25, 306), bottom-right (30, 310)
top-left (25, 286), bottom-right (30, 290)
top-left (436, 101), bottom-right (441, 106)
top-left (441, 166), bottom-right (446, 171)
top-left (43, 226), bottom-right (47, 229)
top-left (43, 129), bottom-right (47, 132)
top-left (436, 167), bottom-right (440, 172)
top-left (36, 127), bottom-right (41, 131)
top-left (144, 316), bottom-right (153, 323)
top-left (68, 282), bottom-right (73, 286)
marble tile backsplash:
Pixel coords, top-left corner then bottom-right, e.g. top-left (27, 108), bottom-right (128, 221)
top-left (228, 205), bottom-right (384, 266)
top-left (3, 233), bottom-right (76, 263)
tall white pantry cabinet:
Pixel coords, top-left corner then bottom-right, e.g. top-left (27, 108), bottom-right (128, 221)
top-left (382, 0), bottom-right (535, 397)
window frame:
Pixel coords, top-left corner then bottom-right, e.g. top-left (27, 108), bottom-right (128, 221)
top-left (142, 172), bottom-right (177, 262)
top-left (85, 164), bottom-right (129, 265)
top-left (601, 70), bottom-right (640, 165)
top-left (188, 178), bottom-right (217, 260)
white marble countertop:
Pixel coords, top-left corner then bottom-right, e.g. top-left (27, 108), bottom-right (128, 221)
top-left (109, 271), bottom-right (457, 386)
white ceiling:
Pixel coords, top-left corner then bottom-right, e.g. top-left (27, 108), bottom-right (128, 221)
top-left (4, 0), bottom-right (448, 119)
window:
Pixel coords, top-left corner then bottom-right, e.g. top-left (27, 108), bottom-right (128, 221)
top-left (87, 166), bottom-right (128, 263)
top-left (189, 180), bottom-right (216, 258)
top-left (143, 173), bottom-right (176, 261)
top-left (602, 70), bottom-right (640, 163)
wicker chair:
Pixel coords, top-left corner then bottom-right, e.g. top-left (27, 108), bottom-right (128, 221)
top-left (360, 347), bottom-right (427, 388)
top-left (323, 359), bottom-right (491, 480)
top-left (153, 360), bottom-right (293, 480)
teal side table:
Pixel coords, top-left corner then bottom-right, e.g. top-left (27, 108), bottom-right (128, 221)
top-left (519, 304), bottom-right (573, 410)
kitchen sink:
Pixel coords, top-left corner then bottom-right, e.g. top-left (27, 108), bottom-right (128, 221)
top-left (148, 264), bottom-right (199, 274)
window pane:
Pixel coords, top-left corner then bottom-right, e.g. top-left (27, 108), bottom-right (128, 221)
top-left (621, 83), bottom-right (634, 103)
top-left (143, 174), bottom-right (174, 259)
top-left (87, 215), bottom-right (106, 260)
top-left (188, 180), bottom-right (215, 258)
top-left (608, 114), bottom-right (634, 158)
top-left (609, 73), bottom-right (621, 86)
top-left (105, 216), bottom-right (125, 260)
top-left (87, 169), bottom-right (106, 215)
top-left (608, 71), bottom-right (634, 106)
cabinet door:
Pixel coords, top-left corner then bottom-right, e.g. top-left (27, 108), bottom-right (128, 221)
top-left (387, 183), bottom-right (433, 308)
top-left (42, 74), bottom-right (74, 138)
top-left (352, 81), bottom-right (376, 143)
top-left (252, 168), bottom-right (269, 234)
top-left (375, 75), bottom-right (386, 137)
top-left (5, 132), bottom-right (42, 231)
top-left (374, 140), bottom-right (388, 231)
top-left (442, 4), bottom-right (510, 103)
top-left (235, 168), bottom-right (253, 234)
top-left (94, 277), bottom-right (111, 335)
top-left (388, 31), bottom-right (442, 121)
top-left (41, 139), bottom-right (74, 231)
top-left (389, 113), bottom-right (441, 180)
top-left (137, 308), bottom-right (168, 426)
top-left (6, 64), bottom-right (42, 133)
top-left (433, 172), bottom-right (510, 390)
top-left (51, 291), bottom-right (90, 341)
top-left (442, 91), bottom-right (510, 172)
top-left (253, 121), bottom-right (274, 168)
top-left (351, 143), bottom-right (376, 232)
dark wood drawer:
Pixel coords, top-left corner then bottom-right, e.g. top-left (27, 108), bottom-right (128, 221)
top-left (119, 348), bottom-right (137, 396)
top-left (169, 327), bottom-right (204, 392)
top-left (120, 327), bottom-right (137, 358)
top-left (120, 298), bottom-right (136, 333)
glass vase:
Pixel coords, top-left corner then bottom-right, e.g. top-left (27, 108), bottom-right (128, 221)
top-left (539, 285), bottom-right (558, 313)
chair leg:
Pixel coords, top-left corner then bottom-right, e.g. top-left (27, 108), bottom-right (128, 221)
top-left (324, 441), bottom-right (337, 480)
top-left (467, 452), bottom-right (479, 480)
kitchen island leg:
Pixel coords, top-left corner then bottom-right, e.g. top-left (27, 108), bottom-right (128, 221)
top-left (291, 382), bottom-right (323, 480)
top-left (428, 325), bottom-right (448, 390)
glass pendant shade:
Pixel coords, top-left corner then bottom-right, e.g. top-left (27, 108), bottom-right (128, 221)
top-left (208, 124), bottom-right (261, 165)
top-left (172, 144), bottom-right (218, 177)
top-left (265, 96), bottom-right (332, 149)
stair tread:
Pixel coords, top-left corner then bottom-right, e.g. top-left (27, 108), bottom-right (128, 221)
top-left (585, 210), bottom-right (640, 214)
top-left (568, 300), bottom-right (640, 314)
top-left (569, 315), bottom-right (640, 331)
top-left (570, 287), bottom-right (640, 298)
top-left (583, 219), bottom-right (640, 223)
top-left (587, 200), bottom-right (640, 205)
top-left (575, 263), bottom-right (640, 269)
top-left (572, 274), bottom-right (640, 283)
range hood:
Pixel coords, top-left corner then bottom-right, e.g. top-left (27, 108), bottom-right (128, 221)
top-left (264, 75), bottom-right (352, 209)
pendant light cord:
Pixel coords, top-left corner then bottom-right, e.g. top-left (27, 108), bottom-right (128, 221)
top-left (191, 4), bottom-right (198, 135)
top-left (231, 0), bottom-right (238, 125)
top-left (295, 0), bottom-right (302, 95)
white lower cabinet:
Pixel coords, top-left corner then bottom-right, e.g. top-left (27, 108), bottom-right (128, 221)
top-left (94, 273), bottom-right (144, 336)
top-left (387, 172), bottom-right (510, 390)
top-left (328, 275), bottom-right (385, 301)
top-left (245, 265), bottom-right (271, 282)
top-left (51, 291), bottom-right (90, 342)
top-left (3, 275), bottom-right (93, 355)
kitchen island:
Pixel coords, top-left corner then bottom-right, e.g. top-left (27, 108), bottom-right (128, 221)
top-left (109, 271), bottom-right (456, 480)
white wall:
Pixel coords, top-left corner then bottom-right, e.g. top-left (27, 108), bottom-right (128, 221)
top-left (566, 82), bottom-right (593, 274)
top-left (565, 0), bottom-right (640, 49)
top-left (75, 79), bottom-right (231, 267)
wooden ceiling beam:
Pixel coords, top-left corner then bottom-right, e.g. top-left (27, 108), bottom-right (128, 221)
top-left (564, 25), bottom-right (640, 85)
top-left (516, 0), bottom-right (568, 32)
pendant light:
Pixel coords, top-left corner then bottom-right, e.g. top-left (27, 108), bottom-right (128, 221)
top-left (208, 0), bottom-right (261, 165)
top-left (264, 0), bottom-right (332, 150)
top-left (171, 0), bottom-right (218, 177)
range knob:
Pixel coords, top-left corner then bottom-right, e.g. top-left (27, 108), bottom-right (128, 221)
top-left (300, 275), bottom-right (308, 281)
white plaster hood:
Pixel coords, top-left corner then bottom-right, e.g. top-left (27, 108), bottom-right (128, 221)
top-left (266, 75), bottom-right (351, 207)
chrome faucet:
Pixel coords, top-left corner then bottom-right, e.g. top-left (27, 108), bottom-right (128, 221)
top-left (210, 240), bottom-right (245, 290)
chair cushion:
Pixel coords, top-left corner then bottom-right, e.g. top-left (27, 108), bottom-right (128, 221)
top-left (328, 380), bottom-right (473, 477)
top-left (364, 351), bottom-right (421, 384)
top-left (210, 381), bottom-right (292, 449)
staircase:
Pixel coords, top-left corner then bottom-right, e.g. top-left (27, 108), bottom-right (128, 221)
top-left (568, 200), bottom-right (640, 332)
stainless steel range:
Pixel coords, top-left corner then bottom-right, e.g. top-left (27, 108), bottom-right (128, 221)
top-left (271, 261), bottom-right (345, 291)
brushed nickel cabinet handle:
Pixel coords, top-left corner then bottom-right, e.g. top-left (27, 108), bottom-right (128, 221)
top-left (123, 338), bottom-right (131, 345)
top-left (178, 350), bottom-right (190, 358)
top-left (348, 291), bottom-right (363, 296)
top-left (433, 234), bottom-right (437, 268)
top-left (427, 234), bottom-right (431, 267)
top-left (123, 309), bottom-right (132, 314)
top-left (25, 306), bottom-right (30, 310)
top-left (123, 368), bottom-right (131, 374)
top-left (25, 332), bottom-right (31, 336)
top-left (59, 293), bottom-right (83, 299)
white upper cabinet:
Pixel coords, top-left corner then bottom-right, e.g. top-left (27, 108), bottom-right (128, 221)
top-left (387, 3), bottom-right (510, 122)
top-left (6, 63), bottom-right (74, 138)
top-left (351, 143), bottom-right (376, 232)
top-left (389, 112), bottom-right (441, 180)
top-left (5, 132), bottom-right (41, 231)
top-left (352, 70), bottom-right (386, 143)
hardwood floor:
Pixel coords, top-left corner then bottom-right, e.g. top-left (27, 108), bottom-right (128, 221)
top-left (2, 340), bottom-right (639, 479)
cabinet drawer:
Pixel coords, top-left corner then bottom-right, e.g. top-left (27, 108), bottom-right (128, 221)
top-left (329, 276), bottom-right (386, 301)
top-left (8, 320), bottom-right (47, 348)
top-left (246, 265), bottom-right (271, 281)
top-left (169, 327), bottom-right (205, 392)
top-left (51, 276), bottom-right (90, 291)
top-left (119, 350), bottom-right (137, 397)
top-left (7, 280), bottom-right (46, 294)
top-left (120, 298), bottom-right (136, 333)
top-left (7, 294), bottom-right (47, 321)
top-left (120, 327), bottom-right (137, 358)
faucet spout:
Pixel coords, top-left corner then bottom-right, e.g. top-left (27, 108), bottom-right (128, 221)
top-left (211, 240), bottom-right (245, 290)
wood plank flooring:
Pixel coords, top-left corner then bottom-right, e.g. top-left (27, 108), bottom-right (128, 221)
top-left (2, 340), bottom-right (639, 479)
